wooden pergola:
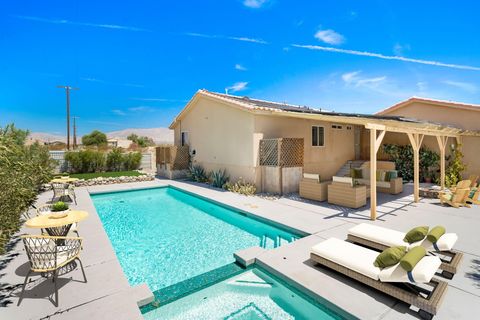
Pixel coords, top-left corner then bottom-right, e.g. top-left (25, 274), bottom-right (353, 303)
top-left (256, 109), bottom-right (480, 220)
top-left (365, 123), bottom-right (463, 220)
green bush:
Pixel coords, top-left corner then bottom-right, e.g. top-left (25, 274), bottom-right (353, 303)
top-left (106, 148), bottom-right (124, 171)
top-left (188, 165), bottom-right (208, 182)
top-left (66, 150), bottom-right (141, 173)
top-left (382, 144), bottom-right (440, 182)
top-left (224, 178), bottom-right (256, 195)
top-left (123, 152), bottom-right (142, 170)
top-left (210, 169), bottom-right (229, 188)
top-left (52, 201), bottom-right (69, 212)
top-left (0, 124), bottom-right (56, 254)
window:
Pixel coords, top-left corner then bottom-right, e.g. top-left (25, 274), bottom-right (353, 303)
top-left (312, 126), bottom-right (325, 147)
top-left (346, 126), bottom-right (352, 130)
top-left (332, 124), bottom-right (343, 130)
top-left (181, 132), bottom-right (189, 146)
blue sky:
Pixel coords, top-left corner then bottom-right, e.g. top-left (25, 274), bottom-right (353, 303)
top-left (1, 0), bottom-right (479, 135)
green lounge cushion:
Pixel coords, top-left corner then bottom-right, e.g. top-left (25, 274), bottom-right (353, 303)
top-left (373, 246), bottom-right (407, 268)
top-left (403, 226), bottom-right (429, 243)
top-left (400, 246), bottom-right (426, 271)
top-left (350, 168), bottom-right (362, 179)
top-left (389, 170), bottom-right (398, 180)
top-left (469, 187), bottom-right (477, 198)
top-left (385, 171), bottom-right (391, 182)
top-left (426, 226), bottom-right (446, 243)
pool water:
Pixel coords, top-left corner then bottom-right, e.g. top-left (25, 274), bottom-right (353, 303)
top-left (143, 268), bottom-right (346, 320)
top-left (92, 187), bottom-right (297, 291)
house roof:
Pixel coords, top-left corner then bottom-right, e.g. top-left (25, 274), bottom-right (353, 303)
top-left (376, 96), bottom-right (480, 115)
top-left (169, 90), bottom-right (480, 137)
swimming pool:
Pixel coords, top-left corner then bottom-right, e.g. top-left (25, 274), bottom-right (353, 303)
top-left (92, 187), bottom-right (298, 291)
top-left (143, 267), bottom-right (347, 320)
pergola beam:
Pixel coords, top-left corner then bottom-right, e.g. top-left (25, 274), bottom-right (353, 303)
top-left (368, 125), bottom-right (386, 220)
top-left (407, 133), bottom-right (424, 202)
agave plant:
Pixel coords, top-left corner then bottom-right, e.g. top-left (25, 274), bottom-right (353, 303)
top-left (210, 169), bottom-right (229, 188)
top-left (188, 165), bottom-right (208, 182)
top-left (224, 178), bottom-right (256, 195)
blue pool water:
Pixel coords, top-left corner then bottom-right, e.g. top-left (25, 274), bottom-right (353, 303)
top-left (91, 187), bottom-right (297, 291)
top-left (143, 268), bottom-right (347, 320)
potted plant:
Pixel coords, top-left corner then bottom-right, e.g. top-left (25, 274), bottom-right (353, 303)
top-left (51, 201), bottom-right (70, 218)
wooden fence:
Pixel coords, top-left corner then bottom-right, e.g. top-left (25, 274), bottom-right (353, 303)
top-left (259, 138), bottom-right (304, 167)
top-left (156, 145), bottom-right (190, 170)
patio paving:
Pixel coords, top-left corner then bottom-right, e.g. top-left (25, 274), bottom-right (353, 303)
top-left (1, 179), bottom-right (479, 319)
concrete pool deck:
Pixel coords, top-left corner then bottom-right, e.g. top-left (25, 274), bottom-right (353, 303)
top-left (1, 178), bottom-right (479, 319)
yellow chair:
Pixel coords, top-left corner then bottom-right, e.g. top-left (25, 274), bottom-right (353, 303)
top-left (439, 180), bottom-right (471, 208)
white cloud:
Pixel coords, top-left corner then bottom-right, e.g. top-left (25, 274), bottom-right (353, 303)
top-left (292, 44), bottom-right (480, 71)
top-left (112, 109), bottom-right (126, 116)
top-left (226, 81), bottom-right (248, 93)
top-left (442, 80), bottom-right (478, 93)
top-left (128, 106), bottom-right (155, 112)
top-left (314, 29), bottom-right (345, 45)
top-left (235, 64), bottom-right (247, 71)
top-left (341, 71), bottom-right (386, 88)
top-left (393, 43), bottom-right (411, 56)
top-left (417, 81), bottom-right (428, 92)
top-left (184, 32), bottom-right (267, 44)
top-left (243, 0), bottom-right (268, 8)
top-left (13, 15), bottom-right (150, 32)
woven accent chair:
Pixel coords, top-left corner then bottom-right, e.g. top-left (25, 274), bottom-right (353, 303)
top-left (51, 183), bottom-right (77, 204)
top-left (18, 235), bottom-right (87, 307)
top-left (36, 204), bottom-right (80, 236)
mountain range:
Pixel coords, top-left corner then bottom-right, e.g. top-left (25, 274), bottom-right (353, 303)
top-left (28, 127), bottom-right (174, 144)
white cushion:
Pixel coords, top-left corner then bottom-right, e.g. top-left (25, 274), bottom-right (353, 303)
top-left (332, 176), bottom-right (353, 186)
top-left (379, 256), bottom-right (441, 283)
top-left (377, 181), bottom-right (391, 188)
top-left (311, 238), bottom-right (380, 280)
top-left (409, 233), bottom-right (458, 251)
top-left (303, 173), bottom-right (320, 181)
top-left (349, 223), bottom-right (407, 247)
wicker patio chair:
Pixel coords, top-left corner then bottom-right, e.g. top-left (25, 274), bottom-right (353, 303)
top-left (17, 235), bottom-right (87, 307)
top-left (51, 183), bottom-right (77, 204)
top-left (36, 204), bottom-right (80, 236)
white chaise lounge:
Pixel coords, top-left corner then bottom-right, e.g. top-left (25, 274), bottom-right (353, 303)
top-left (347, 223), bottom-right (462, 277)
top-left (310, 238), bottom-right (447, 319)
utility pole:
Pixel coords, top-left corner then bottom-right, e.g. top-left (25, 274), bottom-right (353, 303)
top-left (72, 116), bottom-right (79, 149)
top-left (57, 85), bottom-right (79, 150)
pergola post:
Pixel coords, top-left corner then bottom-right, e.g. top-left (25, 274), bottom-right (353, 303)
top-left (436, 136), bottom-right (448, 189)
top-left (366, 124), bottom-right (386, 220)
top-left (407, 133), bottom-right (424, 202)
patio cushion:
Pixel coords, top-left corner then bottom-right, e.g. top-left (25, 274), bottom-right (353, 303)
top-left (427, 226), bottom-right (446, 243)
top-left (388, 170), bottom-right (398, 180)
top-left (373, 246), bottom-right (407, 268)
top-left (311, 238), bottom-right (380, 280)
top-left (409, 233), bottom-right (458, 251)
top-left (404, 226), bottom-right (429, 243)
top-left (350, 168), bottom-right (362, 179)
top-left (400, 246), bottom-right (426, 271)
top-left (378, 256), bottom-right (441, 283)
top-left (332, 176), bottom-right (353, 186)
top-left (349, 223), bottom-right (406, 247)
top-left (303, 173), bottom-right (320, 181)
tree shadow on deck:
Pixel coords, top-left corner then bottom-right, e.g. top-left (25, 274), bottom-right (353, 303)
top-left (465, 259), bottom-right (480, 289)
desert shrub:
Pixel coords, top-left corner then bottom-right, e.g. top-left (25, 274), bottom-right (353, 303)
top-left (106, 148), bottom-right (124, 171)
top-left (0, 124), bottom-right (56, 254)
top-left (79, 150), bottom-right (106, 173)
top-left (123, 152), bottom-right (142, 170)
top-left (188, 165), bottom-right (208, 182)
top-left (224, 178), bottom-right (256, 195)
top-left (210, 169), bottom-right (229, 188)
